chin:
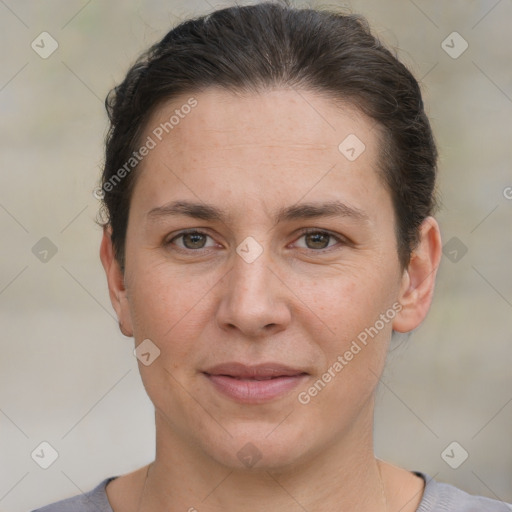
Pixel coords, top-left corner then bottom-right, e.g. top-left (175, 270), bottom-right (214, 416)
top-left (196, 421), bottom-right (318, 472)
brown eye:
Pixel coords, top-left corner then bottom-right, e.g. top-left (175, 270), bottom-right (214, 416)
top-left (294, 230), bottom-right (341, 251)
top-left (304, 232), bottom-right (331, 249)
top-left (168, 231), bottom-right (215, 250)
top-left (182, 232), bottom-right (207, 249)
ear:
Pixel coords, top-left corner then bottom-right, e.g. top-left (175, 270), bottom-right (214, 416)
top-left (99, 226), bottom-right (134, 337)
top-left (392, 216), bottom-right (442, 333)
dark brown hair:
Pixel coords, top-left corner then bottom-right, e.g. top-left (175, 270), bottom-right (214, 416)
top-left (99, 1), bottom-right (437, 271)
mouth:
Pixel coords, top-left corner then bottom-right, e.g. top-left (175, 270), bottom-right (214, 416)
top-left (202, 362), bottom-right (309, 404)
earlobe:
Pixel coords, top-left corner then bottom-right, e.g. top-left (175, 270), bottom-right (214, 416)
top-left (392, 217), bottom-right (442, 333)
top-left (99, 226), bottom-right (134, 337)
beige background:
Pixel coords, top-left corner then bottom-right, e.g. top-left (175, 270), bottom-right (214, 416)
top-left (1, 0), bottom-right (511, 510)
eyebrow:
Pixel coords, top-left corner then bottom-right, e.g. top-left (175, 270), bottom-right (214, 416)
top-left (146, 199), bottom-right (369, 225)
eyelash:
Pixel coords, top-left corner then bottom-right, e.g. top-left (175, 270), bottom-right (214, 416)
top-left (166, 228), bottom-right (347, 254)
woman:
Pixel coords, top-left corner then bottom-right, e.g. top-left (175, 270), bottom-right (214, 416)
top-left (33, 2), bottom-right (511, 511)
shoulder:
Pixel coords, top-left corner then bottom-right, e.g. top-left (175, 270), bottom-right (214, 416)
top-left (416, 472), bottom-right (512, 512)
top-left (30, 477), bottom-right (117, 512)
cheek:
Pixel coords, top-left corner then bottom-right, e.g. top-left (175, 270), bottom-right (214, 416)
top-left (124, 263), bottom-right (228, 436)
top-left (300, 266), bottom-right (394, 340)
top-left (126, 259), bottom-right (219, 359)
top-left (300, 265), bottom-right (397, 399)
top-left (126, 265), bottom-right (209, 413)
top-left (297, 274), bottom-right (393, 416)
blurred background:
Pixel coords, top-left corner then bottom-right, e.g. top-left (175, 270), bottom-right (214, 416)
top-left (1, 0), bottom-right (511, 510)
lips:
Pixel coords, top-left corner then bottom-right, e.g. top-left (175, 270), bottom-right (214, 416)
top-left (204, 362), bottom-right (307, 379)
top-left (203, 362), bottom-right (308, 403)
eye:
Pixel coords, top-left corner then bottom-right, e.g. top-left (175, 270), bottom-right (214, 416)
top-left (293, 229), bottom-right (344, 251)
top-left (166, 228), bottom-right (347, 253)
top-left (167, 230), bottom-right (217, 250)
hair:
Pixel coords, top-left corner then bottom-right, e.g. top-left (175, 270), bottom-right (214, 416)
top-left (99, 0), bottom-right (438, 271)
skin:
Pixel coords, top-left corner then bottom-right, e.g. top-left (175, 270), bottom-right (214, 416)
top-left (100, 87), bottom-right (442, 512)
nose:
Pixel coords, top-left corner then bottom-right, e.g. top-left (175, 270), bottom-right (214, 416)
top-left (215, 249), bottom-right (291, 339)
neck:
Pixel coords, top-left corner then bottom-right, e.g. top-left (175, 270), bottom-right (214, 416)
top-left (138, 402), bottom-right (388, 512)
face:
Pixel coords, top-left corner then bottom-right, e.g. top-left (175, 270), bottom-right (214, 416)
top-left (101, 87), bottom-right (438, 470)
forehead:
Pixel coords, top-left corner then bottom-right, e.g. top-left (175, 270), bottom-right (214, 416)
top-left (145, 87), bottom-right (377, 158)
top-left (131, 87), bottom-right (391, 224)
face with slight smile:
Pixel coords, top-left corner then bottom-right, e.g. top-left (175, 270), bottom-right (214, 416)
top-left (102, 87), bottom-right (433, 471)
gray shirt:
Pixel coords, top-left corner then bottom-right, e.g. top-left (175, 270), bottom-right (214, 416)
top-left (32, 472), bottom-right (512, 511)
